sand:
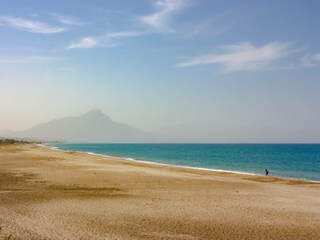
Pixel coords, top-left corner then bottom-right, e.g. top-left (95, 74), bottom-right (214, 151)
top-left (0, 143), bottom-right (319, 240)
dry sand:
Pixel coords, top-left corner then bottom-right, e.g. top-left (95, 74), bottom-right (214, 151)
top-left (0, 143), bottom-right (319, 240)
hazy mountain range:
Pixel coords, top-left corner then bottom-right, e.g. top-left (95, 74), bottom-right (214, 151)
top-left (0, 109), bottom-right (155, 143)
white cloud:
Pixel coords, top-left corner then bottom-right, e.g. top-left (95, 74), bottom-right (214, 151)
top-left (68, 37), bottom-right (99, 49)
top-left (67, 31), bottom-right (144, 49)
top-left (141, 0), bottom-right (193, 33)
top-left (301, 52), bottom-right (320, 67)
top-left (52, 14), bottom-right (84, 26)
top-left (178, 42), bottom-right (298, 72)
top-left (0, 16), bottom-right (66, 33)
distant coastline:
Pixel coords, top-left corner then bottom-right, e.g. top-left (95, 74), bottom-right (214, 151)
top-left (0, 138), bottom-right (40, 144)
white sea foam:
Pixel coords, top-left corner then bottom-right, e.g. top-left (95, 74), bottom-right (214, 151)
top-left (121, 157), bottom-right (258, 176)
top-left (87, 152), bottom-right (98, 155)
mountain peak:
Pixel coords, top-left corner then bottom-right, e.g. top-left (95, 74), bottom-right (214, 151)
top-left (81, 109), bottom-right (107, 119)
top-left (1, 108), bottom-right (150, 143)
top-left (83, 109), bottom-right (104, 116)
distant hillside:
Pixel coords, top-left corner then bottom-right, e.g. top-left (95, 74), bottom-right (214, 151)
top-left (0, 109), bottom-right (154, 143)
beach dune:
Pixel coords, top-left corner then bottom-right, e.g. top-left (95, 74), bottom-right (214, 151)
top-left (0, 144), bottom-right (319, 239)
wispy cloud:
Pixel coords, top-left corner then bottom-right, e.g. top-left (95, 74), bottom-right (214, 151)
top-left (67, 31), bottom-right (144, 49)
top-left (182, 9), bottom-right (247, 38)
top-left (68, 37), bottom-right (100, 49)
top-left (51, 14), bottom-right (84, 26)
top-left (178, 42), bottom-right (299, 72)
top-left (0, 16), bottom-right (66, 33)
top-left (141, 0), bottom-right (193, 33)
top-left (301, 52), bottom-right (320, 67)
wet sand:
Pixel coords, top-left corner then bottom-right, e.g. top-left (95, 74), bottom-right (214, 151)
top-left (0, 143), bottom-right (319, 239)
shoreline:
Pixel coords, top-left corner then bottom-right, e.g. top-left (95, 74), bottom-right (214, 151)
top-left (42, 143), bottom-right (320, 184)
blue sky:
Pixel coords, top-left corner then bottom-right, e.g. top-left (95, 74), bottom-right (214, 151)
top-left (0, 0), bottom-right (319, 142)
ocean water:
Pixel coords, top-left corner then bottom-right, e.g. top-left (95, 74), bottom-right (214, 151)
top-left (48, 143), bottom-right (320, 181)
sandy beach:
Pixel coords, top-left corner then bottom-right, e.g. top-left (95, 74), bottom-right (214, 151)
top-left (0, 143), bottom-right (319, 240)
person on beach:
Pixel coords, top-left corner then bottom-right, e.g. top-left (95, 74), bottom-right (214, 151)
top-left (265, 169), bottom-right (269, 176)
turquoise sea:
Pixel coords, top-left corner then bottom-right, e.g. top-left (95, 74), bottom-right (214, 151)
top-left (48, 143), bottom-right (320, 182)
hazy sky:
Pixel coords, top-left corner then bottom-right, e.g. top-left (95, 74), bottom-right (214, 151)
top-left (0, 0), bottom-right (319, 141)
